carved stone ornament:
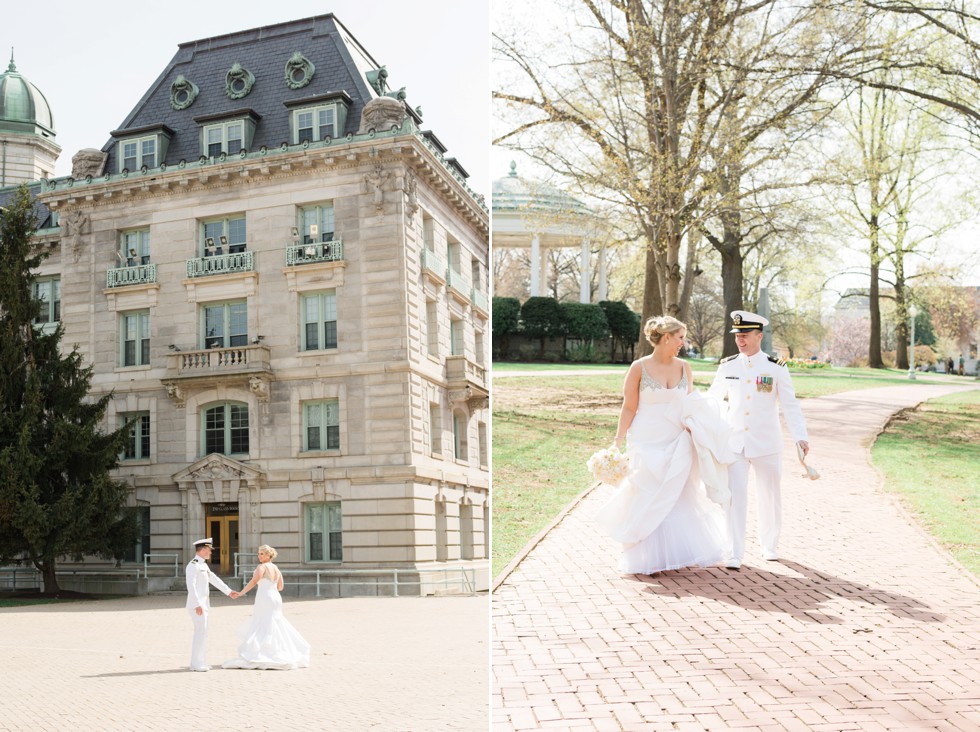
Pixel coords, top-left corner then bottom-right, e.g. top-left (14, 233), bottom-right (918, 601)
top-left (449, 387), bottom-right (473, 405)
top-left (363, 163), bottom-right (391, 218)
top-left (60, 209), bottom-right (89, 263)
top-left (71, 149), bottom-right (107, 179)
top-left (190, 455), bottom-right (246, 481)
top-left (284, 52), bottom-right (315, 90)
top-left (404, 172), bottom-right (419, 219)
top-left (170, 75), bottom-right (199, 110)
top-left (163, 381), bottom-right (185, 408)
top-left (225, 62), bottom-right (255, 100)
top-left (248, 375), bottom-right (270, 402)
top-left (356, 96), bottom-right (406, 135)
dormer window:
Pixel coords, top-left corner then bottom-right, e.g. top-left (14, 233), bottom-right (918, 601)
top-left (284, 92), bottom-right (351, 144)
top-left (110, 125), bottom-right (174, 174)
top-left (122, 137), bottom-right (156, 171)
top-left (205, 121), bottom-right (243, 156)
top-left (193, 110), bottom-right (260, 158)
top-left (296, 107), bottom-right (335, 143)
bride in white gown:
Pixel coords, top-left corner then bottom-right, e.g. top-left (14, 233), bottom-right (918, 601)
top-left (596, 316), bottom-right (731, 574)
top-left (223, 545), bottom-right (310, 670)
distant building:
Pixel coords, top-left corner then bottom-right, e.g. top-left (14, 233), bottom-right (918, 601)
top-left (2, 15), bottom-right (489, 593)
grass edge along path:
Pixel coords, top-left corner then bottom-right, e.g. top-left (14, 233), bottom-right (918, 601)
top-left (871, 389), bottom-right (980, 577)
top-left (492, 365), bottom-right (979, 583)
top-left (491, 408), bottom-right (614, 580)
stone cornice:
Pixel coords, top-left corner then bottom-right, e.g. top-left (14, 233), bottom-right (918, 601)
top-left (37, 129), bottom-right (487, 236)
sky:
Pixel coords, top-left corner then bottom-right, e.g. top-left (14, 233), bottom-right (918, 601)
top-left (6, 0), bottom-right (489, 195)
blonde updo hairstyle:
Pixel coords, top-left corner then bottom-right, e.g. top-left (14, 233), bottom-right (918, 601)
top-left (258, 544), bottom-right (278, 560)
top-left (644, 315), bottom-right (686, 347)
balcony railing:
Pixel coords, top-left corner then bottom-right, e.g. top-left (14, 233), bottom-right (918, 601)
top-left (421, 248), bottom-right (447, 278)
top-left (446, 268), bottom-right (472, 296)
top-left (286, 239), bottom-right (344, 266)
top-left (471, 288), bottom-right (489, 313)
top-left (186, 251), bottom-right (255, 278)
top-left (106, 264), bottom-right (157, 288)
top-left (446, 354), bottom-right (487, 390)
top-left (169, 344), bottom-right (271, 378)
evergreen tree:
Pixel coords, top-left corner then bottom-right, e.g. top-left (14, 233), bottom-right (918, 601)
top-left (0, 186), bottom-right (137, 594)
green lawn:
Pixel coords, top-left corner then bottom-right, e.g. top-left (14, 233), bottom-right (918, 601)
top-left (492, 408), bottom-right (616, 579)
top-left (494, 361), bottom-right (963, 398)
top-left (871, 390), bottom-right (980, 576)
top-left (492, 362), bottom-right (978, 581)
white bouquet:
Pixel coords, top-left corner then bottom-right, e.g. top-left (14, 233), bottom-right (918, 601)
top-left (586, 447), bottom-right (631, 485)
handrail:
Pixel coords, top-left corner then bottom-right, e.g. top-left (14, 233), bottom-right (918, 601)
top-left (286, 239), bottom-right (344, 265)
top-left (186, 250), bottom-right (255, 278)
top-left (235, 565), bottom-right (478, 597)
top-left (143, 552), bottom-right (179, 578)
top-left (0, 567), bottom-right (41, 591)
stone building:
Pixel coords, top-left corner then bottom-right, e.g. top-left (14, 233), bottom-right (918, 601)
top-left (6, 14), bottom-right (489, 593)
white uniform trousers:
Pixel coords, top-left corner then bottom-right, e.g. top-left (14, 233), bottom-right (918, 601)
top-left (188, 606), bottom-right (210, 671)
top-left (728, 450), bottom-right (782, 561)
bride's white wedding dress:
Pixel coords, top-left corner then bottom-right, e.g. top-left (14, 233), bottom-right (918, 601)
top-left (596, 366), bottom-right (729, 574)
top-left (222, 569), bottom-right (310, 670)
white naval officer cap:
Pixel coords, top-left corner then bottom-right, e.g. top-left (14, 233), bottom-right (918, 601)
top-left (193, 537), bottom-right (213, 548)
top-left (729, 310), bottom-right (769, 334)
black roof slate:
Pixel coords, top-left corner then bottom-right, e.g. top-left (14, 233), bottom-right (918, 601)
top-left (0, 183), bottom-right (54, 228)
top-left (102, 14), bottom-right (379, 170)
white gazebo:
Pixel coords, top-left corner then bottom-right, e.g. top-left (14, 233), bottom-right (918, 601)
top-left (492, 162), bottom-right (607, 303)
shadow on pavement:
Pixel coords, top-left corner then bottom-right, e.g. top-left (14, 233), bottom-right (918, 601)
top-left (81, 668), bottom-right (192, 678)
top-left (634, 559), bottom-right (944, 624)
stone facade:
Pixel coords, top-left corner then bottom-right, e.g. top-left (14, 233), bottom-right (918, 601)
top-left (0, 131), bottom-right (59, 185)
top-left (32, 15), bottom-right (490, 592)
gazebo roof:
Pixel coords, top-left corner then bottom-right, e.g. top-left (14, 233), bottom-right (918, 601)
top-left (491, 161), bottom-right (593, 218)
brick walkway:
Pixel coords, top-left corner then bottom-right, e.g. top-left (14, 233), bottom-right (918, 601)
top-left (0, 595), bottom-right (487, 731)
top-left (493, 383), bottom-right (980, 731)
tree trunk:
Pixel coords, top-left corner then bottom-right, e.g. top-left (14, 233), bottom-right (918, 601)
top-left (895, 288), bottom-right (909, 371)
top-left (39, 560), bottom-right (60, 594)
top-left (678, 228), bottom-right (700, 323)
top-left (868, 219), bottom-right (884, 368)
top-left (718, 240), bottom-right (744, 359)
top-left (639, 241), bottom-right (665, 357)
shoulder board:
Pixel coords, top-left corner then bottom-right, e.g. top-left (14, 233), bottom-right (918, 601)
top-left (768, 355), bottom-right (787, 367)
top-left (191, 557), bottom-right (200, 563)
top-left (720, 354), bottom-right (738, 364)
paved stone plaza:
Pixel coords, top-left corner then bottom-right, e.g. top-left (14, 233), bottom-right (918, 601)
top-left (493, 383), bottom-right (980, 731)
top-left (0, 594), bottom-right (488, 731)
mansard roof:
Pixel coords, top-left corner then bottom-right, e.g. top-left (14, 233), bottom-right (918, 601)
top-left (102, 14), bottom-right (380, 170)
top-left (0, 183), bottom-right (54, 229)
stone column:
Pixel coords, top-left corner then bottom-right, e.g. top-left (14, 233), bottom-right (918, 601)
top-left (579, 238), bottom-right (591, 303)
top-left (530, 233), bottom-right (541, 297)
top-left (598, 245), bottom-right (608, 302)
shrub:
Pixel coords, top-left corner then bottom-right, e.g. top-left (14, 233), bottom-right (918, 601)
top-left (599, 300), bottom-right (640, 362)
top-left (492, 297), bottom-right (522, 360)
top-left (521, 297), bottom-right (564, 359)
top-left (560, 302), bottom-right (609, 341)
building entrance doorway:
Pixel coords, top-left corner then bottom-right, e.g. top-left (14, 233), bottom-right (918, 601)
top-left (205, 503), bottom-right (239, 575)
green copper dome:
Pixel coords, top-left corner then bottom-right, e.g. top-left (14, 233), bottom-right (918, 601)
top-left (0, 53), bottom-right (56, 137)
top-left (492, 161), bottom-right (592, 217)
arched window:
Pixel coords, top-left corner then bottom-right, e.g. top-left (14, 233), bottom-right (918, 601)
top-left (202, 402), bottom-right (249, 456)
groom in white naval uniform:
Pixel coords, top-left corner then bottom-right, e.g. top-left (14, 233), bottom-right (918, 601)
top-left (186, 538), bottom-right (238, 671)
top-left (708, 311), bottom-right (809, 569)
